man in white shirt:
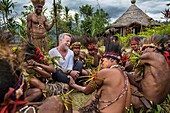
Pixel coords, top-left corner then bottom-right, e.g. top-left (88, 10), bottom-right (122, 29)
top-left (49, 33), bottom-right (81, 84)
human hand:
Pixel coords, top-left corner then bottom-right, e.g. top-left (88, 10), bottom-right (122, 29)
top-left (53, 18), bottom-right (57, 23)
top-left (68, 75), bottom-right (75, 86)
top-left (70, 70), bottom-right (80, 80)
top-left (27, 59), bottom-right (38, 66)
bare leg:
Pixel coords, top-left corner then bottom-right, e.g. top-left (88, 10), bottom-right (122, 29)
top-left (131, 95), bottom-right (144, 109)
top-left (30, 78), bottom-right (46, 89)
top-left (81, 69), bottom-right (88, 76)
top-left (73, 111), bottom-right (79, 113)
top-left (25, 88), bottom-right (42, 102)
top-left (38, 96), bottom-right (64, 113)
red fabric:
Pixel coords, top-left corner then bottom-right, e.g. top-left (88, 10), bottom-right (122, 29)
top-left (87, 44), bottom-right (96, 50)
top-left (164, 51), bottom-right (170, 67)
top-left (121, 55), bottom-right (130, 63)
top-left (34, 47), bottom-right (44, 62)
top-left (0, 88), bottom-right (27, 113)
top-left (131, 40), bottom-right (139, 45)
top-left (104, 52), bottom-right (116, 55)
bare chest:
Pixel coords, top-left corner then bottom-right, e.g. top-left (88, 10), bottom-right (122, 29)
top-left (32, 14), bottom-right (45, 25)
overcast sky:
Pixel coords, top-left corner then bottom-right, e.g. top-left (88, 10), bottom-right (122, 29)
top-left (12, 0), bottom-right (170, 23)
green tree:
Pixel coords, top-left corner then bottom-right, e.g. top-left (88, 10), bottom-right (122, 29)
top-left (91, 9), bottom-right (110, 36)
top-left (74, 13), bottom-right (80, 34)
top-left (64, 6), bottom-right (70, 22)
top-left (161, 9), bottom-right (170, 22)
top-left (0, 0), bottom-right (15, 29)
top-left (79, 4), bottom-right (93, 18)
top-left (79, 4), bottom-right (110, 37)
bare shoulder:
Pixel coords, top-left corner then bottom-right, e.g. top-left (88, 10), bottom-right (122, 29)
top-left (27, 13), bottom-right (33, 17)
top-left (141, 52), bottom-right (166, 63)
top-left (27, 13), bottom-right (33, 19)
top-left (97, 68), bottom-right (122, 78)
top-left (42, 15), bottom-right (47, 20)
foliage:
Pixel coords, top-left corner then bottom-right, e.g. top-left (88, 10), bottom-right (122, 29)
top-left (79, 4), bottom-right (110, 37)
top-left (125, 94), bottom-right (170, 113)
top-left (0, 0), bottom-right (15, 30)
top-left (79, 4), bottom-right (94, 18)
top-left (118, 33), bottom-right (135, 47)
top-left (129, 52), bottom-right (140, 68)
top-left (161, 9), bottom-right (170, 22)
top-left (118, 24), bottom-right (170, 47)
top-left (91, 9), bottom-right (110, 37)
top-left (139, 24), bottom-right (170, 37)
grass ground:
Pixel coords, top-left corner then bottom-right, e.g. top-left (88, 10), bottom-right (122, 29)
top-left (71, 91), bottom-right (170, 112)
top-left (70, 89), bottom-right (94, 110)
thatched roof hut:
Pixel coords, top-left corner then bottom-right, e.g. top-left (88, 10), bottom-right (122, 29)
top-left (112, 0), bottom-right (161, 36)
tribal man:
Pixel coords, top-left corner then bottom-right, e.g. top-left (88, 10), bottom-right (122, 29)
top-left (27, 0), bottom-right (56, 51)
top-left (68, 40), bottom-right (131, 113)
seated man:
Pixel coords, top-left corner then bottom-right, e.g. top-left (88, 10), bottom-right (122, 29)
top-left (70, 37), bottom-right (89, 85)
top-left (129, 35), bottom-right (170, 111)
top-left (81, 36), bottom-right (101, 69)
top-left (24, 43), bottom-right (69, 102)
top-left (49, 33), bottom-right (83, 84)
top-left (68, 41), bottom-right (131, 113)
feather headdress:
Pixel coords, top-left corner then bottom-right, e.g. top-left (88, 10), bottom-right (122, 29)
top-left (103, 37), bottom-right (122, 62)
top-left (31, 0), bottom-right (45, 7)
top-left (70, 36), bottom-right (81, 49)
top-left (81, 36), bottom-right (97, 50)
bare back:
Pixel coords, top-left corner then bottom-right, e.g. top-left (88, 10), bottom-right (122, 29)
top-left (140, 51), bottom-right (170, 104)
top-left (95, 67), bottom-right (131, 113)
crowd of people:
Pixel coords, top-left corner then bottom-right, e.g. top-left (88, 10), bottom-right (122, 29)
top-left (0, 0), bottom-right (170, 113)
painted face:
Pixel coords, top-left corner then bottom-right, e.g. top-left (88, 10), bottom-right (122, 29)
top-left (73, 47), bottom-right (80, 56)
top-left (166, 42), bottom-right (170, 52)
top-left (35, 6), bottom-right (43, 14)
top-left (101, 57), bottom-right (110, 69)
top-left (34, 47), bottom-right (44, 63)
top-left (131, 43), bottom-right (139, 51)
top-left (88, 48), bottom-right (95, 56)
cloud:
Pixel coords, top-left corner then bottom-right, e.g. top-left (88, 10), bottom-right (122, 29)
top-left (9, 0), bottom-right (170, 22)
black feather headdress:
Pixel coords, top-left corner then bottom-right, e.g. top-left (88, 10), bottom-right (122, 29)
top-left (81, 36), bottom-right (97, 50)
top-left (129, 35), bottom-right (141, 45)
top-left (141, 34), bottom-right (161, 51)
top-left (70, 36), bottom-right (81, 49)
top-left (24, 42), bottom-right (44, 62)
top-left (103, 37), bottom-right (122, 62)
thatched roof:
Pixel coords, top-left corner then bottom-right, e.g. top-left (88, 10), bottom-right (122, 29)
top-left (112, 4), bottom-right (161, 27)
